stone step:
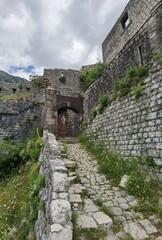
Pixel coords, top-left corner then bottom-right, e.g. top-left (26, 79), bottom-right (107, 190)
top-left (63, 159), bottom-right (76, 169)
top-left (59, 137), bottom-right (79, 144)
top-left (68, 176), bottom-right (77, 184)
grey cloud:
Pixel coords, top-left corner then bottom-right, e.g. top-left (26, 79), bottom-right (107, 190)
top-left (0, 0), bottom-right (129, 77)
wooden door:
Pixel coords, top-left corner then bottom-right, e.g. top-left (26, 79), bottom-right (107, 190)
top-left (58, 111), bottom-right (67, 137)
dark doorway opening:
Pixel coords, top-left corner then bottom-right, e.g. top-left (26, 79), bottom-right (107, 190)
top-left (58, 107), bottom-right (80, 137)
top-left (58, 109), bottom-right (67, 137)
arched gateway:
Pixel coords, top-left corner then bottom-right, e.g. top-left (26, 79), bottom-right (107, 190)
top-left (42, 68), bottom-right (83, 137)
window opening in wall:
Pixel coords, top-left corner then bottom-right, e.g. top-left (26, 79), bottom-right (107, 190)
top-left (121, 12), bottom-right (130, 29)
top-left (26, 87), bottom-right (30, 92)
top-left (12, 88), bottom-right (17, 94)
top-left (138, 45), bottom-right (144, 65)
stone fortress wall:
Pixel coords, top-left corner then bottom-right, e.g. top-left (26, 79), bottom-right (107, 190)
top-left (0, 92), bottom-right (45, 140)
top-left (84, 0), bottom-right (162, 119)
top-left (83, 0), bottom-right (162, 177)
top-left (102, 0), bottom-right (162, 64)
top-left (85, 69), bottom-right (162, 177)
top-left (0, 82), bottom-right (32, 95)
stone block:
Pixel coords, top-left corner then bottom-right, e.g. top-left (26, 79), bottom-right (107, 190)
top-left (123, 221), bottom-right (148, 240)
top-left (119, 175), bottom-right (129, 189)
top-left (50, 199), bottom-right (71, 224)
top-left (77, 215), bottom-right (97, 228)
top-left (50, 224), bottom-right (72, 240)
top-left (140, 219), bottom-right (157, 235)
top-left (63, 160), bottom-right (76, 169)
top-left (93, 212), bottom-right (113, 228)
top-left (69, 194), bottom-right (82, 203)
top-left (83, 199), bottom-right (99, 213)
top-left (53, 172), bottom-right (69, 193)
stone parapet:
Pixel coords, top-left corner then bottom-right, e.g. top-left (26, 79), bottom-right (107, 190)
top-left (35, 132), bottom-right (72, 240)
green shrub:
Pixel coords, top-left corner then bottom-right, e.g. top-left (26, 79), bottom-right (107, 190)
top-left (98, 94), bottom-right (110, 114)
top-left (0, 140), bottom-right (25, 179)
top-left (59, 76), bottom-right (66, 83)
top-left (144, 156), bottom-right (156, 167)
top-left (20, 127), bottom-right (44, 162)
top-left (113, 66), bottom-right (148, 97)
top-left (94, 199), bottom-right (104, 207)
top-left (132, 86), bottom-right (143, 99)
top-left (99, 94), bottom-right (109, 106)
top-left (31, 75), bottom-right (44, 89)
top-left (127, 66), bottom-right (148, 85)
top-left (91, 108), bottom-right (98, 119)
top-left (79, 62), bottom-right (107, 91)
top-left (114, 78), bottom-right (130, 96)
top-left (137, 66), bottom-right (148, 78)
top-left (127, 67), bottom-right (138, 80)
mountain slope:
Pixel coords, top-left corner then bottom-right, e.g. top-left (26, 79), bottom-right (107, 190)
top-left (0, 70), bottom-right (28, 83)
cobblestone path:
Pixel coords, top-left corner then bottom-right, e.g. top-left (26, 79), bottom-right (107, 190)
top-left (61, 142), bottom-right (162, 240)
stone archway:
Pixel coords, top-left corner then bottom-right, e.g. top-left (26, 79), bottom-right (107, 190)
top-left (56, 95), bottom-right (83, 137)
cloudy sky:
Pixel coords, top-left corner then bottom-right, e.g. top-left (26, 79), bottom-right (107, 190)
top-left (0, 0), bottom-right (129, 79)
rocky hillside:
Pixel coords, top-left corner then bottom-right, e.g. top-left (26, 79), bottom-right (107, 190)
top-left (0, 70), bottom-right (28, 83)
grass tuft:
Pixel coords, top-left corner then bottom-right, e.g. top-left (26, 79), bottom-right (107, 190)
top-left (80, 135), bottom-right (162, 219)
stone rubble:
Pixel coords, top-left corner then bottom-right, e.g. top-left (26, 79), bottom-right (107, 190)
top-left (62, 142), bottom-right (162, 240)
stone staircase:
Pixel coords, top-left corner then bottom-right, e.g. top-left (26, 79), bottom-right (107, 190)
top-left (59, 140), bottom-right (162, 240)
top-left (59, 140), bottom-right (116, 240)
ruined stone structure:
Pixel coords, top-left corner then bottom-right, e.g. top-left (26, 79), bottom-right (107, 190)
top-left (84, 0), bottom-right (162, 117)
top-left (42, 69), bottom-right (83, 138)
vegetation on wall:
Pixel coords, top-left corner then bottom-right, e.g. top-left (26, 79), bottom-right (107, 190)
top-left (114, 66), bottom-right (148, 97)
top-left (30, 75), bottom-right (44, 90)
top-left (80, 134), bottom-right (162, 219)
top-left (0, 126), bottom-right (44, 239)
top-left (87, 66), bottom-right (148, 122)
top-left (59, 75), bottom-right (66, 83)
top-left (79, 62), bottom-right (107, 91)
top-left (0, 92), bottom-right (34, 100)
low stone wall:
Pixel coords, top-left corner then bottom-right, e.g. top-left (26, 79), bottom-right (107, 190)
top-left (84, 69), bottom-right (162, 180)
top-left (36, 132), bottom-right (72, 240)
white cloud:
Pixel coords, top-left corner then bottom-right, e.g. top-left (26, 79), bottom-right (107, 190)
top-left (0, 0), bottom-right (129, 79)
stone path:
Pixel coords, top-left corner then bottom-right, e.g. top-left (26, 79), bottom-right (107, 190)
top-left (60, 142), bottom-right (162, 240)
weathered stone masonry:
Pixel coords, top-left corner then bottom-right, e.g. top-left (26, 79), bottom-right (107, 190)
top-left (102, 0), bottom-right (162, 65)
top-left (36, 132), bottom-right (72, 240)
top-left (43, 68), bottom-right (83, 137)
top-left (85, 69), bottom-right (162, 178)
top-left (0, 92), bottom-right (44, 140)
top-left (0, 82), bottom-right (32, 95)
top-left (84, 0), bottom-right (162, 118)
top-left (83, 0), bottom-right (162, 177)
